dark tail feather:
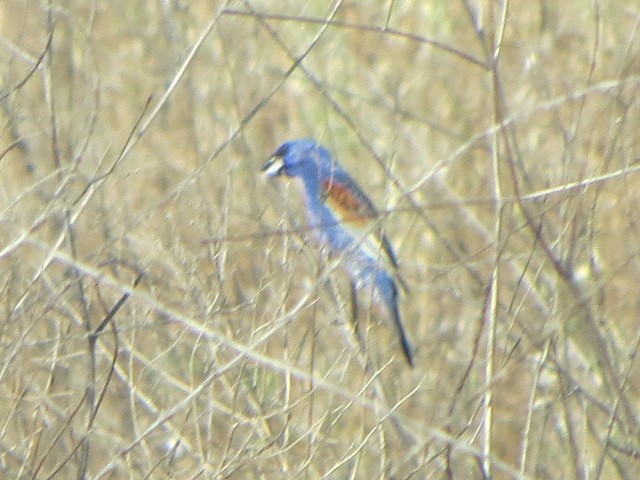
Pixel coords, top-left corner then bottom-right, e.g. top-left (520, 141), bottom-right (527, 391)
top-left (390, 300), bottom-right (415, 367)
top-left (370, 268), bottom-right (415, 367)
top-left (382, 275), bottom-right (414, 367)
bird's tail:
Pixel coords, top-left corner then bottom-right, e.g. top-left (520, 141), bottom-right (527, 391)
top-left (375, 272), bottom-right (414, 367)
top-left (390, 300), bottom-right (415, 367)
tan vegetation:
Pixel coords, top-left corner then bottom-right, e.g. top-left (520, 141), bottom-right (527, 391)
top-left (1, 1), bottom-right (640, 478)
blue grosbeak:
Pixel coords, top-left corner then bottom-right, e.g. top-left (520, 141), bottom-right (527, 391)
top-left (262, 138), bottom-right (414, 366)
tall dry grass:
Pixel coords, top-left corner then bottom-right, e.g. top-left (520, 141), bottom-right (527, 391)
top-left (1, 1), bottom-right (640, 478)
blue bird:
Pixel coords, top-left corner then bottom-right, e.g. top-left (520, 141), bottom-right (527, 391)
top-left (262, 139), bottom-right (414, 366)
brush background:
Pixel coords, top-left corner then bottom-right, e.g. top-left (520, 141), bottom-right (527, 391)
top-left (1, 1), bottom-right (640, 478)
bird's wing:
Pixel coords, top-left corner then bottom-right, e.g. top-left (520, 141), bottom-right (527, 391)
top-left (321, 173), bottom-right (399, 271)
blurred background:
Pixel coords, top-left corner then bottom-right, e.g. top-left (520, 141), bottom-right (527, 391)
top-left (1, 1), bottom-right (640, 478)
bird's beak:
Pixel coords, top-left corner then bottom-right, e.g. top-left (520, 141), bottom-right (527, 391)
top-left (261, 156), bottom-right (285, 177)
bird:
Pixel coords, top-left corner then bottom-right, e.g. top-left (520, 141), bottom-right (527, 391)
top-left (262, 138), bottom-right (414, 366)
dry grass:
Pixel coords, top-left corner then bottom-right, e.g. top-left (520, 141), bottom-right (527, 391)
top-left (1, 1), bottom-right (640, 478)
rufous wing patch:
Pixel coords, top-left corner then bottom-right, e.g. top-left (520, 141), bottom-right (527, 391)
top-left (321, 178), bottom-right (406, 289)
top-left (322, 179), bottom-right (396, 266)
top-left (322, 179), bottom-right (375, 226)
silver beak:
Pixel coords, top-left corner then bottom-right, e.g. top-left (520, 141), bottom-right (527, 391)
top-left (261, 156), bottom-right (285, 177)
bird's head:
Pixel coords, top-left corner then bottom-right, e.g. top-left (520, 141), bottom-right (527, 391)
top-left (262, 138), bottom-right (337, 181)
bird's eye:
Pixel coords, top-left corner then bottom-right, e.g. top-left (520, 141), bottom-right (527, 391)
top-left (273, 144), bottom-right (288, 158)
